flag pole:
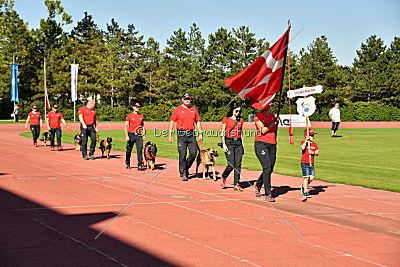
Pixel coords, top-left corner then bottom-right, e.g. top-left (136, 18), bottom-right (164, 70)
top-left (73, 59), bottom-right (76, 122)
top-left (275, 20), bottom-right (291, 142)
top-left (44, 57), bottom-right (46, 119)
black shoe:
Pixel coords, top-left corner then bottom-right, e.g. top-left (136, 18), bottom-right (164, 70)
top-left (138, 164), bottom-right (146, 171)
top-left (126, 164), bottom-right (131, 169)
top-left (89, 154), bottom-right (95, 160)
top-left (83, 155), bottom-right (88, 160)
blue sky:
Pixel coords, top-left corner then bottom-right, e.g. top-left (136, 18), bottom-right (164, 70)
top-left (13, 0), bottom-right (400, 66)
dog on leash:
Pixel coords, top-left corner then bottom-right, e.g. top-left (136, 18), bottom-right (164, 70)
top-left (99, 137), bottom-right (112, 159)
top-left (196, 148), bottom-right (218, 180)
top-left (74, 133), bottom-right (82, 151)
top-left (144, 141), bottom-right (157, 170)
top-left (40, 131), bottom-right (51, 146)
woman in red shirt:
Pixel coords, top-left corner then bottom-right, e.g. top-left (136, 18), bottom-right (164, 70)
top-left (254, 105), bottom-right (279, 202)
top-left (25, 105), bottom-right (42, 146)
top-left (221, 103), bottom-right (244, 191)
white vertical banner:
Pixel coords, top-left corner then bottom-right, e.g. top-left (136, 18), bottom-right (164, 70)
top-left (71, 64), bottom-right (79, 102)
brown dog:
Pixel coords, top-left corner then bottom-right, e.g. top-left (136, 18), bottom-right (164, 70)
top-left (196, 148), bottom-right (218, 180)
top-left (74, 133), bottom-right (82, 151)
top-left (144, 141), bottom-right (157, 170)
top-left (99, 137), bottom-right (112, 159)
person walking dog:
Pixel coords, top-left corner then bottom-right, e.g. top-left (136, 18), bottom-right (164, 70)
top-left (220, 103), bottom-right (244, 191)
top-left (169, 93), bottom-right (203, 181)
top-left (78, 100), bottom-right (98, 160)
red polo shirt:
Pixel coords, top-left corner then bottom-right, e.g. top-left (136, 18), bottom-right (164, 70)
top-left (222, 117), bottom-right (243, 138)
top-left (28, 112), bottom-right (41, 126)
top-left (126, 113), bottom-right (144, 133)
top-left (78, 106), bottom-right (97, 126)
top-left (170, 105), bottom-right (201, 130)
top-left (254, 112), bottom-right (276, 144)
top-left (46, 111), bottom-right (64, 129)
top-left (301, 141), bottom-right (319, 164)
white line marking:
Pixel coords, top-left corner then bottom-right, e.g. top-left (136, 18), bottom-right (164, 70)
top-left (300, 240), bottom-right (388, 267)
top-left (124, 216), bottom-right (261, 267)
top-left (32, 218), bottom-right (127, 266)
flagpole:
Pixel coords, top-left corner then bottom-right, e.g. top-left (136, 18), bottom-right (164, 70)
top-left (73, 59), bottom-right (76, 122)
top-left (275, 20), bottom-right (291, 142)
top-left (44, 57), bottom-right (46, 119)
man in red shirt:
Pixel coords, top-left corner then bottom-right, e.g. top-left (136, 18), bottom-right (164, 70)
top-left (78, 100), bottom-right (98, 160)
top-left (46, 105), bottom-right (69, 151)
top-left (169, 93), bottom-right (203, 181)
top-left (125, 103), bottom-right (146, 170)
top-left (253, 105), bottom-right (279, 202)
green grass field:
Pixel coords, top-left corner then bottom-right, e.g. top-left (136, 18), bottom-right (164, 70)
top-left (20, 128), bottom-right (400, 192)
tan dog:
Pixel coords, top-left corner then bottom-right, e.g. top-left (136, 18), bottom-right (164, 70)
top-left (74, 133), bottom-right (82, 151)
top-left (196, 148), bottom-right (218, 180)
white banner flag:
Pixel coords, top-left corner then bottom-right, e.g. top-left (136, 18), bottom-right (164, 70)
top-left (71, 64), bottom-right (79, 102)
top-left (287, 85), bottom-right (323, 98)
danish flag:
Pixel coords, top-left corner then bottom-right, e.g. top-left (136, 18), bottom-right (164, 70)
top-left (225, 27), bottom-right (290, 110)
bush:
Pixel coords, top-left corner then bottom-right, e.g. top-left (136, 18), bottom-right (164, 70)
top-left (341, 102), bottom-right (400, 121)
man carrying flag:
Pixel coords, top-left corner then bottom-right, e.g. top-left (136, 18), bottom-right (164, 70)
top-left (225, 26), bottom-right (290, 201)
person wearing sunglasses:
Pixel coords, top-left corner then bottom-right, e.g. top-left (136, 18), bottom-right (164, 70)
top-left (169, 93), bottom-right (203, 181)
top-left (220, 102), bottom-right (244, 191)
top-left (25, 105), bottom-right (42, 147)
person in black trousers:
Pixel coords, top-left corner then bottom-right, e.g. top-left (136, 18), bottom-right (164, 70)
top-left (221, 103), bottom-right (245, 191)
top-left (169, 93), bottom-right (203, 181)
top-left (78, 100), bottom-right (98, 160)
top-left (25, 105), bottom-right (42, 147)
top-left (125, 103), bottom-right (146, 170)
top-left (254, 105), bottom-right (279, 202)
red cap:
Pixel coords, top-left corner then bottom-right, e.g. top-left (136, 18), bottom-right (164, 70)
top-left (304, 129), bottom-right (317, 136)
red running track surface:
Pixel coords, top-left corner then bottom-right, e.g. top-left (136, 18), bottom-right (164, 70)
top-left (0, 123), bottom-right (399, 266)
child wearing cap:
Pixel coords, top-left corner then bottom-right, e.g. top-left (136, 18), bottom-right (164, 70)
top-left (300, 129), bottom-right (319, 198)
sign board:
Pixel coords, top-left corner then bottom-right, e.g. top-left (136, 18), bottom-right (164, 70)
top-left (277, 114), bottom-right (311, 128)
top-left (296, 96), bottom-right (316, 117)
top-left (287, 85), bottom-right (323, 98)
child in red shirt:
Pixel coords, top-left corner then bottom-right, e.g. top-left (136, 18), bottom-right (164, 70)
top-left (300, 129), bottom-right (319, 198)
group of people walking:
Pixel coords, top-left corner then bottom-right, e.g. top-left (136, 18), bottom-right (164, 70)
top-left (25, 93), bottom-right (325, 202)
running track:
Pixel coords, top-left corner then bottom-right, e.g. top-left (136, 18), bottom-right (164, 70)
top-left (0, 123), bottom-right (399, 266)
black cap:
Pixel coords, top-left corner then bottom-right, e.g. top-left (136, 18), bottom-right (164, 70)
top-left (182, 93), bottom-right (191, 99)
top-left (133, 103), bottom-right (141, 108)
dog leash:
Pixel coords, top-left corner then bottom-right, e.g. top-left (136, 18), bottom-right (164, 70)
top-left (198, 139), bottom-right (207, 150)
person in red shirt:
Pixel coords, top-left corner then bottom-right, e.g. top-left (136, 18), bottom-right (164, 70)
top-left (46, 105), bottom-right (69, 151)
top-left (125, 103), bottom-right (146, 170)
top-left (300, 129), bottom-right (319, 198)
top-left (25, 105), bottom-right (42, 146)
top-left (78, 100), bottom-right (98, 160)
top-left (221, 103), bottom-right (244, 190)
top-left (253, 105), bottom-right (279, 202)
top-left (169, 93), bottom-right (203, 181)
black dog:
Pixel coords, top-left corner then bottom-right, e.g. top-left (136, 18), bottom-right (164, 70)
top-left (40, 131), bottom-right (51, 146)
top-left (144, 141), bottom-right (157, 170)
top-left (99, 137), bottom-right (112, 159)
top-left (74, 133), bottom-right (82, 151)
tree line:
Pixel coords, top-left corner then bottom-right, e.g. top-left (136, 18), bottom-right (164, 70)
top-left (1, 0), bottom-right (399, 121)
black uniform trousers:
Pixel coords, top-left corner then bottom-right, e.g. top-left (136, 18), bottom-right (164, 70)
top-left (30, 125), bottom-right (40, 144)
top-left (221, 138), bottom-right (243, 185)
top-left (81, 125), bottom-right (96, 157)
top-left (126, 133), bottom-right (144, 167)
top-left (49, 127), bottom-right (62, 147)
top-left (177, 130), bottom-right (198, 178)
top-left (254, 141), bottom-right (277, 196)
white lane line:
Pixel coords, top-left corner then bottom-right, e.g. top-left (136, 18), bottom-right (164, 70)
top-left (300, 240), bottom-right (388, 267)
top-left (124, 216), bottom-right (261, 267)
top-left (32, 218), bottom-right (127, 266)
